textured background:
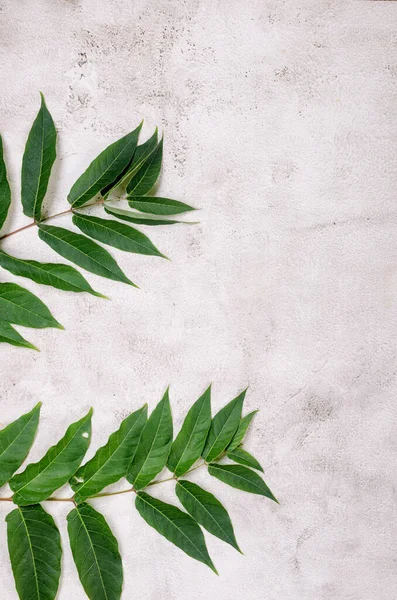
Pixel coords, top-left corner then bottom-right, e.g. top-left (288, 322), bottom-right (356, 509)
top-left (0, 1), bottom-right (396, 598)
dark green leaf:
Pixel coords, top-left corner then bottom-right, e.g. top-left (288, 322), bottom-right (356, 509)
top-left (128, 196), bottom-right (196, 216)
top-left (168, 386), bottom-right (211, 477)
top-left (135, 492), bottom-right (217, 573)
top-left (0, 282), bottom-right (62, 329)
top-left (10, 408), bottom-right (92, 505)
top-left (38, 224), bottom-right (135, 286)
top-left (72, 213), bottom-right (166, 258)
top-left (21, 93), bottom-right (57, 221)
top-left (133, 128), bottom-right (158, 166)
top-left (105, 206), bottom-right (185, 226)
top-left (127, 389), bottom-right (173, 490)
top-left (0, 403), bottom-right (41, 487)
top-left (71, 405), bottom-right (147, 503)
top-left (176, 480), bottom-right (241, 552)
top-left (67, 503), bottom-right (123, 600)
top-left (208, 463), bottom-right (278, 502)
top-left (6, 504), bottom-right (61, 600)
top-left (0, 320), bottom-right (37, 350)
top-left (202, 390), bottom-right (246, 463)
top-left (228, 410), bottom-right (258, 451)
top-left (0, 135), bottom-right (11, 231)
top-left (126, 138), bottom-right (163, 196)
top-left (0, 250), bottom-right (104, 298)
top-left (226, 447), bottom-right (263, 472)
top-left (68, 123), bottom-right (142, 208)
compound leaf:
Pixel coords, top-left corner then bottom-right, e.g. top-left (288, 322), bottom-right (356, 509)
top-left (6, 504), bottom-right (61, 600)
top-left (10, 408), bottom-right (92, 505)
top-left (68, 502), bottom-right (122, 600)
top-left (228, 410), bottom-right (258, 451)
top-left (208, 463), bottom-right (278, 503)
top-left (68, 123), bottom-right (142, 208)
top-left (38, 224), bottom-right (135, 286)
top-left (176, 480), bottom-right (241, 552)
top-left (202, 390), bottom-right (246, 463)
top-left (135, 491), bottom-right (217, 573)
top-left (0, 321), bottom-right (37, 350)
top-left (168, 386), bottom-right (211, 477)
top-left (71, 404), bottom-right (147, 503)
top-left (128, 196), bottom-right (196, 216)
top-left (72, 213), bottom-right (166, 258)
top-left (226, 447), bottom-right (263, 472)
top-left (0, 403), bottom-right (41, 487)
top-left (21, 93), bottom-right (57, 221)
top-left (126, 138), bottom-right (163, 196)
top-left (0, 135), bottom-right (11, 231)
top-left (127, 389), bottom-right (173, 490)
top-left (0, 282), bottom-right (62, 329)
top-left (0, 250), bottom-right (104, 297)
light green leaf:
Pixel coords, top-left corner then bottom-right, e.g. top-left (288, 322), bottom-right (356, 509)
top-left (0, 320), bottom-right (38, 350)
top-left (128, 196), bottom-right (196, 216)
top-left (176, 480), bottom-right (241, 552)
top-left (0, 403), bottom-right (41, 487)
top-left (67, 502), bottom-right (123, 600)
top-left (202, 390), bottom-right (246, 463)
top-left (0, 250), bottom-right (104, 298)
top-left (6, 504), bottom-right (61, 600)
top-left (208, 463), bottom-right (278, 502)
top-left (71, 405), bottom-right (147, 503)
top-left (126, 138), bottom-right (163, 196)
top-left (72, 213), bottom-right (166, 258)
top-left (38, 224), bottom-right (135, 286)
top-left (127, 389), bottom-right (173, 490)
top-left (105, 206), bottom-right (185, 226)
top-left (21, 93), bottom-right (57, 221)
top-left (0, 135), bottom-right (11, 231)
top-left (228, 410), bottom-right (258, 451)
top-left (68, 123), bottom-right (142, 208)
top-left (0, 282), bottom-right (62, 329)
top-left (167, 386), bottom-right (211, 477)
top-left (10, 408), bottom-right (92, 505)
top-left (135, 492), bottom-right (217, 573)
top-left (226, 447), bottom-right (263, 472)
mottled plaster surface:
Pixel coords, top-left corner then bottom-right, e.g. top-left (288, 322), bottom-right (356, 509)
top-left (0, 1), bottom-right (396, 598)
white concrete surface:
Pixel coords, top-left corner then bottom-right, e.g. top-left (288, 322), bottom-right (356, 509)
top-left (0, 0), bottom-right (396, 598)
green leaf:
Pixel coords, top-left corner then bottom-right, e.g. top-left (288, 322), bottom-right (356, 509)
top-left (228, 410), bottom-right (258, 451)
top-left (101, 128), bottom-right (158, 197)
top-left (167, 386), bottom-right (211, 477)
top-left (208, 463), bottom-right (278, 502)
top-left (0, 250), bottom-right (104, 298)
top-left (72, 213), bottom-right (166, 258)
top-left (135, 492), bottom-right (217, 573)
top-left (202, 390), bottom-right (246, 463)
top-left (10, 408), bottom-right (92, 505)
top-left (21, 93), bottom-right (57, 221)
top-left (67, 502), bottom-right (123, 600)
top-left (105, 206), bottom-right (185, 226)
top-left (0, 320), bottom-right (38, 350)
top-left (68, 123), bottom-right (142, 208)
top-left (128, 196), bottom-right (196, 216)
top-left (226, 447), bottom-right (263, 472)
top-left (0, 282), bottom-right (62, 329)
top-left (176, 480), bottom-right (241, 552)
top-left (38, 224), bottom-right (135, 286)
top-left (127, 389), bottom-right (173, 490)
top-left (71, 405), bottom-right (147, 503)
top-left (126, 138), bottom-right (163, 196)
top-left (0, 403), bottom-right (41, 487)
top-left (0, 135), bottom-right (11, 231)
top-left (6, 504), bottom-right (61, 600)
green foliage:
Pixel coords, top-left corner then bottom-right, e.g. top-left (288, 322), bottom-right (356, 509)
top-left (1, 389), bottom-right (277, 599)
top-left (0, 95), bottom-right (197, 350)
